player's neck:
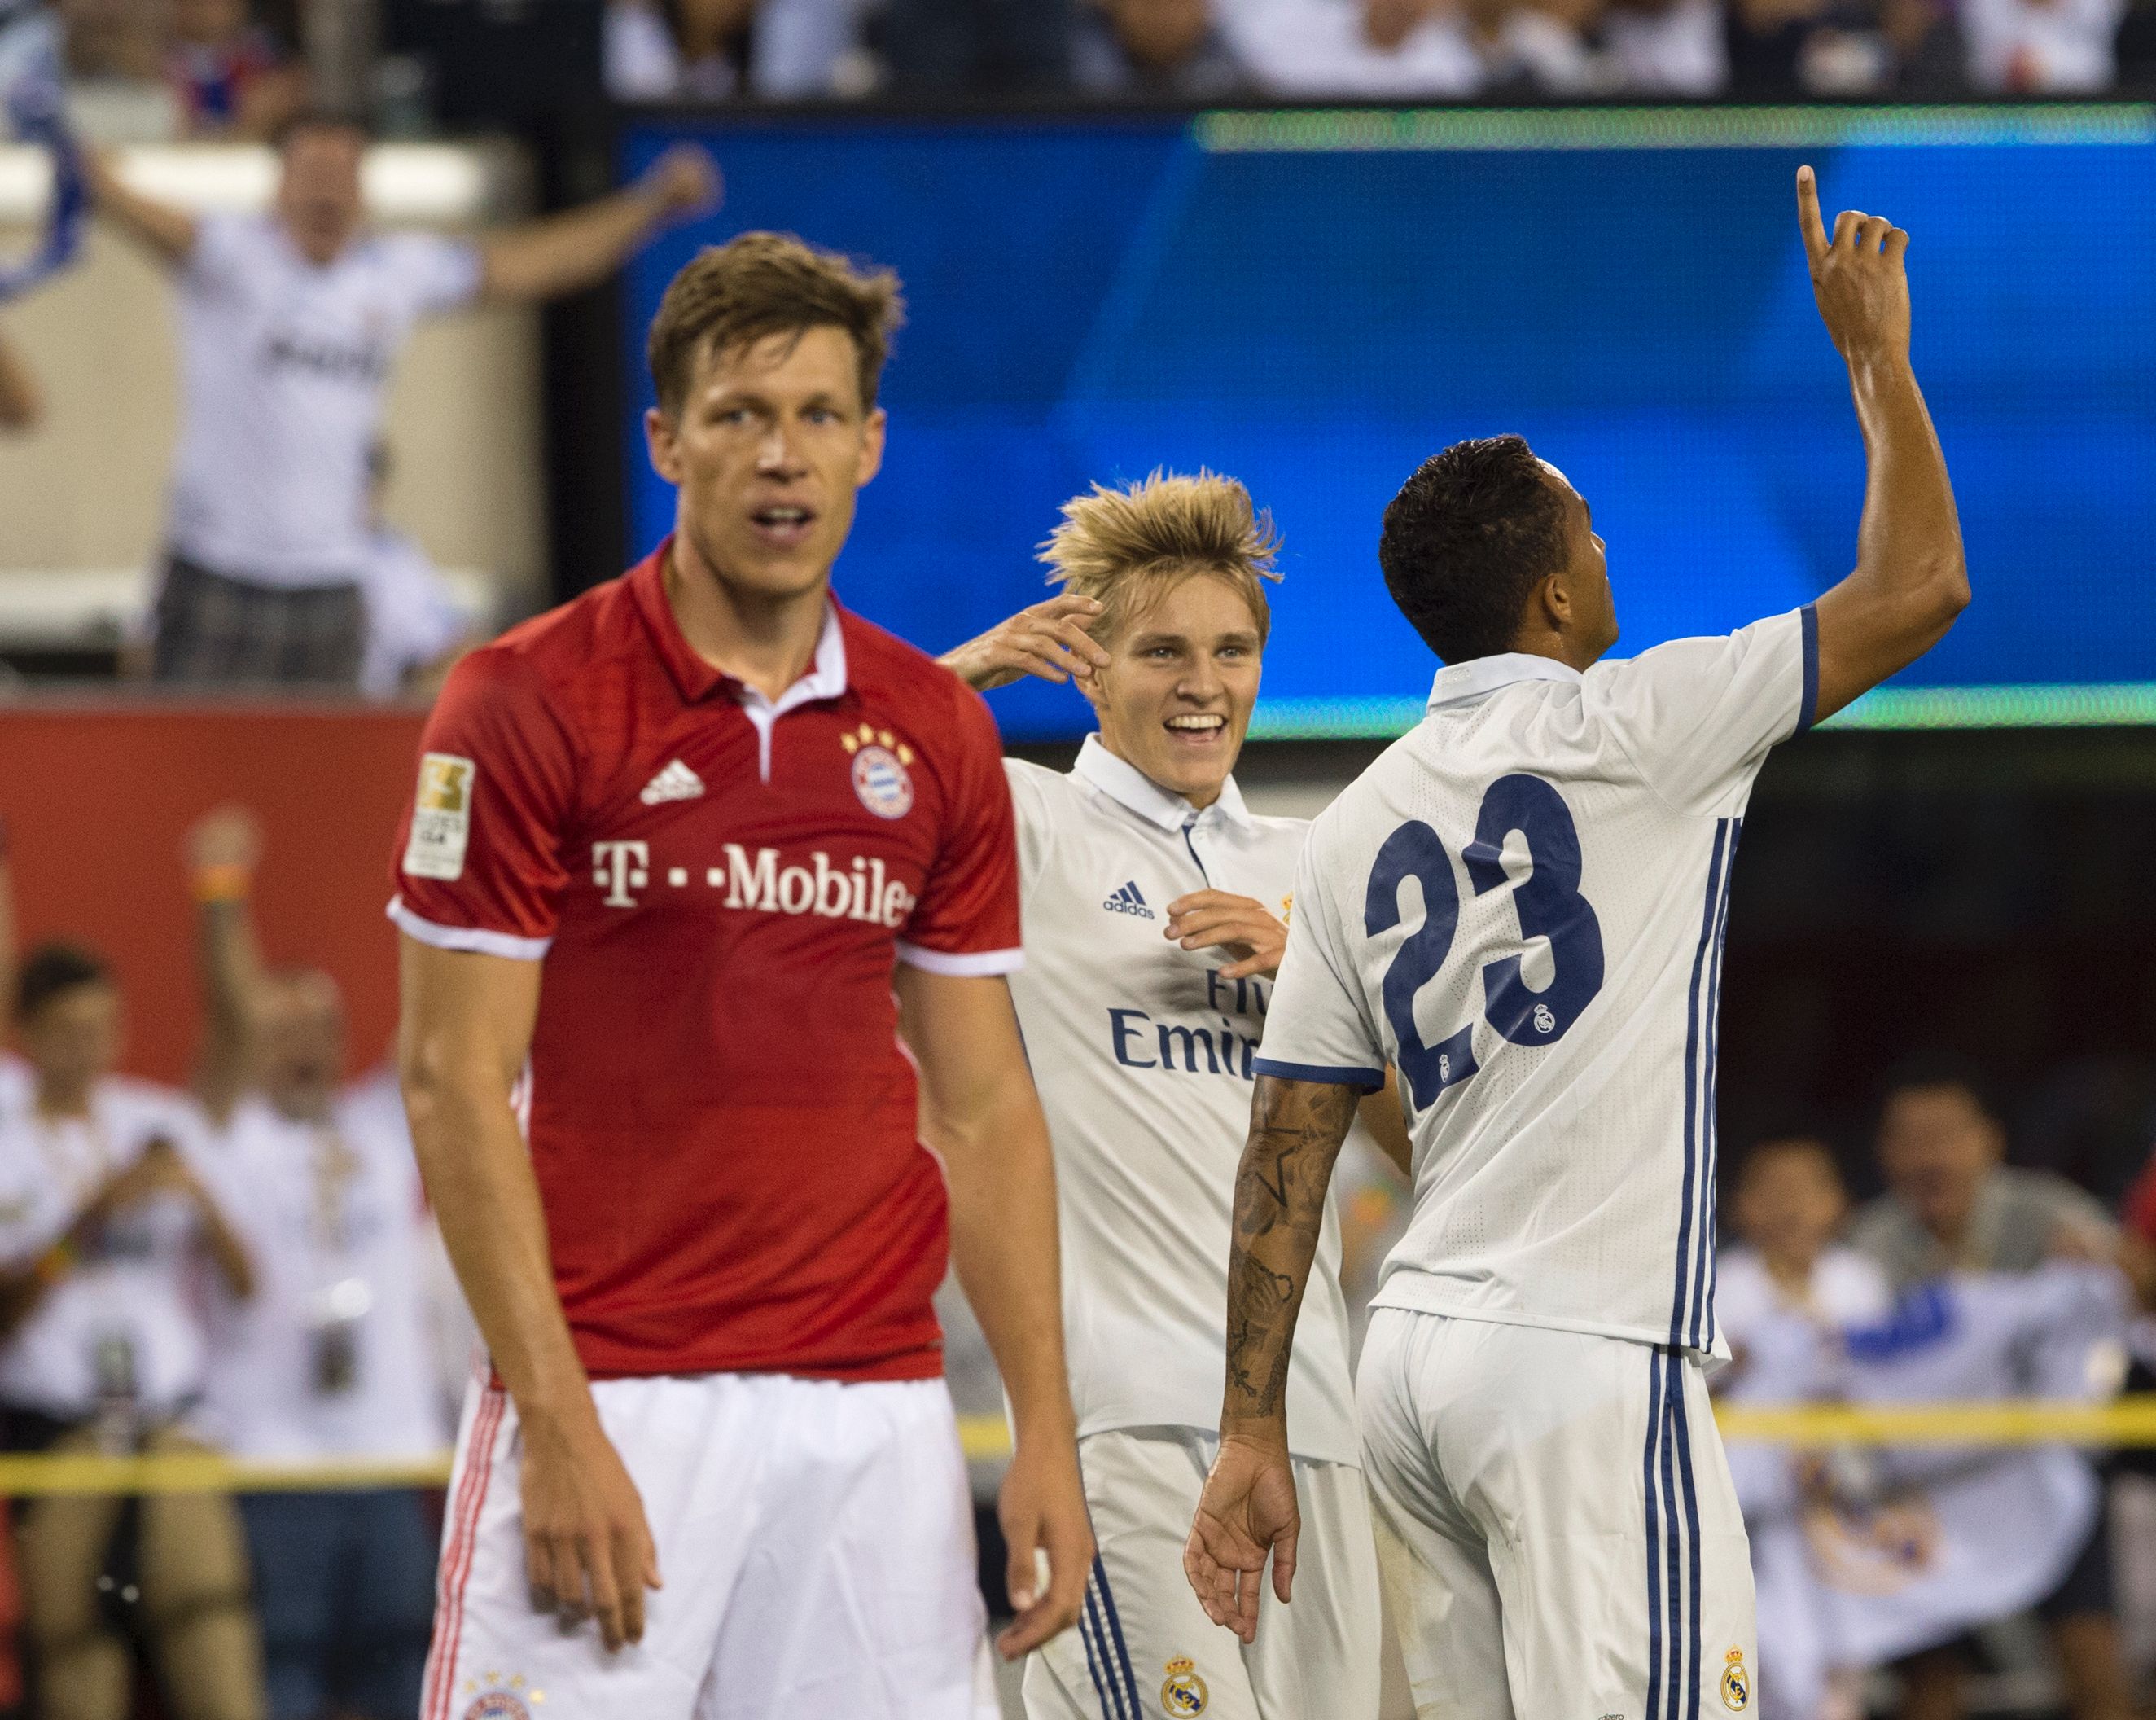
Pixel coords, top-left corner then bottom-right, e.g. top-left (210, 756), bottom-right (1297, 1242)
top-left (664, 536), bottom-right (830, 702)
top-left (1096, 731), bottom-right (1222, 812)
top-left (1506, 629), bottom-right (1601, 674)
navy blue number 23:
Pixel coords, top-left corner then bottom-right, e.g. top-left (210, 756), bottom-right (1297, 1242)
top-left (1363, 774), bottom-right (1605, 1112)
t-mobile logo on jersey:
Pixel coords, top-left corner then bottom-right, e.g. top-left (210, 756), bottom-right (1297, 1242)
top-left (589, 840), bottom-right (917, 927)
top-left (594, 840), bottom-right (649, 906)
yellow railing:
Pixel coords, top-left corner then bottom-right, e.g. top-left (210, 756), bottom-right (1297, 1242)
top-left (2, 1401), bottom-right (2153, 1494)
top-left (963, 1400), bottom-right (2156, 1464)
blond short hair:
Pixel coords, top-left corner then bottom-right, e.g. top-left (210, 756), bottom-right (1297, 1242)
top-left (1039, 470), bottom-right (1282, 647)
top-left (647, 232), bottom-right (905, 418)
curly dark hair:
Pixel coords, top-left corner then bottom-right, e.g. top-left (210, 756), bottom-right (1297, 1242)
top-left (1378, 435), bottom-right (1571, 665)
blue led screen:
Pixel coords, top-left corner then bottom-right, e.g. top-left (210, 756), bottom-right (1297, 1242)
top-left (621, 109), bottom-right (2156, 738)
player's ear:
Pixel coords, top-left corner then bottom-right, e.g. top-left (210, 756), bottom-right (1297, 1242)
top-left (854, 406), bottom-right (887, 489)
top-left (646, 406), bottom-right (683, 485)
top-left (1532, 568), bottom-right (1573, 634)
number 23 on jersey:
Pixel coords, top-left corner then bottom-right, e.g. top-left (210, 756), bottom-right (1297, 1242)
top-left (1366, 774), bottom-right (1605, 1112)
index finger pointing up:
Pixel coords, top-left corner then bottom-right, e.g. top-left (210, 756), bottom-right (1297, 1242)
top-left (1795, 165), bottom-right (1830, 265)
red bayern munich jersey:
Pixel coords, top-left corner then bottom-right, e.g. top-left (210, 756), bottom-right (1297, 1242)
top-left (388, 539), bottom-right (1022, 1383)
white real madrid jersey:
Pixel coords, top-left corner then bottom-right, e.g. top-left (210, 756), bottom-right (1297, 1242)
top-left (169, 213), bottom-right (480, 588)
top-left (1255, 609), bottom-right (1818, 1360)
top-left (1005, 737), bottom-right (1361, 1464)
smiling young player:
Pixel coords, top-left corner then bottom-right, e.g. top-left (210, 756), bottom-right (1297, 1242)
top-left (1184, 170), bottom-right (1968, 1720)
top-left (944, 472), bottom-right (1405, 1720)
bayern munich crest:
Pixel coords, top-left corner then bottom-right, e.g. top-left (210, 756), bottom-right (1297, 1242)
top-left (840, 723), bottom-right (916, 820)
top-left (457, 1672), bottom-right (541, 1720)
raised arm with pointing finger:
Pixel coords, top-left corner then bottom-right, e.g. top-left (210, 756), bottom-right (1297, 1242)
top-left (1794, 164), bottom-right (1969, 720)
top-left (1186, 173), bottom-right (1968, 1691)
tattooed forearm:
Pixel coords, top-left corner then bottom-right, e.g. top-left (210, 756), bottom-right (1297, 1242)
top-left (1220, 1076), bottom-right (1361, 1433)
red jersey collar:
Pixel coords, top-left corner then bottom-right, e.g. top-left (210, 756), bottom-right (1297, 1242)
top-left (629, 537), bottom-right (851, 709)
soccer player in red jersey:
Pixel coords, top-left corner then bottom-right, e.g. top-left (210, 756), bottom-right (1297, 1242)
top-left (388, 233), bottom-right (1093, 1718)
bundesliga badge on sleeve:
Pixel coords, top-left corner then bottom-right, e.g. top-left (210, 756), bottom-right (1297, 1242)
top-left (404, 753), bottom-right (475, 880)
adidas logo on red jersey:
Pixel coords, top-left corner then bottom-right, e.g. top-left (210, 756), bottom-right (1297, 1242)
top-left (640, 758), bottom-right (705, 805)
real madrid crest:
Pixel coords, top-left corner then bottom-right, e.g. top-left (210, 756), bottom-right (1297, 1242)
top-left (840, 723), bottom-right (915, 820)
top-left (1160, 1655), bottom-right (1207, 1716)
top-left (1720, 1646), bottom-right (1750, 1713)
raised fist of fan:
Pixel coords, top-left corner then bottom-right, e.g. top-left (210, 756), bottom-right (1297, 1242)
top-left (1795, 165), bottom-right (1911, 368)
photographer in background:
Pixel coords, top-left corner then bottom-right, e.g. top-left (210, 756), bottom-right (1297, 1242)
top-left (0, 942), bottom-right (261, 1720)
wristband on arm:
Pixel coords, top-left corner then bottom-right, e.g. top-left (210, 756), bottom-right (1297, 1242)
top-left (191, 863), bottom-right (252, 905)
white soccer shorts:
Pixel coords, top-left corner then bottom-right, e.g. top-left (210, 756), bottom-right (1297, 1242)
top-left (1023, 1426), bottom-right (1382, 1720)
top-left (422, 1369), bottom-right (997, 1720)
top-left (1358, 1309), bottom-right (1757, 1720)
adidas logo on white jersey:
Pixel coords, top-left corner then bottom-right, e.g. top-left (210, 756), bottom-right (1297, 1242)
top-left (639, 759), bottom-right (705, 806)
top-left (1102, 880), bottom-right (1154, 919)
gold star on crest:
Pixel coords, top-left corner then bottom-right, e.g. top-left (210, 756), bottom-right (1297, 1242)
top-left (840, 723), bottom-right (914, 766)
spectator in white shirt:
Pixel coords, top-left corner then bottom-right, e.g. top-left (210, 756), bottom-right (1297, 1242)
top-left (186, 809), bottom-right (458, 1720)
top-left (1218, 0), bottom-right (1485, 92)
top-left (0, 942), bottom-right (261, 1720)
top-left (1072, 0), bottom-right (1251, 93)
top-left (1601, 0), bottom-right (1729, 90)
top-left (85, 116), bottom-right (720, 688)
top-left (1960, 0), bottom-right (2123, 87)
top-left (359, 444), bottom-right (474, 703)
top-left (1716, 1137), bottom-right (1890, 1720)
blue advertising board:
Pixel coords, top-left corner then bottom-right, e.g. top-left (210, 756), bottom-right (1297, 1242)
top-left (622, 108), bottom-right (2156, 739)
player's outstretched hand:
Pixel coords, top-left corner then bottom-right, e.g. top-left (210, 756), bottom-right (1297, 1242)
top-left (993, 1425), bottom-right (1093, 1660)
top-left (1795, 165), bottom-right (1910, 368)
top-left (519, 1401), bottom-right (662, 1652)
top-left (1164, 891), bottom-right (1287, 980)
top-left (1185, 1433), bottom-right (1300, 1643)
top-left (940, 594), bottom-right (1111, 693)
top-left (641, 143), bottom-right (723, 224)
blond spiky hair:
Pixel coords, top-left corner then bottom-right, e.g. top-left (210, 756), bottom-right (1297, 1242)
top-left (1039, 469), bottom-right (1283, 647)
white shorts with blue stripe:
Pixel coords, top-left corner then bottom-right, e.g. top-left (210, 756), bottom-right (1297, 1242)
top-left (1358, 1309), bottom-right (1757, 1720)
top-left (1022, 1426), bottom-right (1382, 1720)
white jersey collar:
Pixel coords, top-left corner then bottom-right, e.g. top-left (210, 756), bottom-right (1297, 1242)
top-left (732, 600), bottom-right (848, 717)
top-left (1426, 651), bottom-right (1583, 713)
top-left (1072, 734), bottom-right (1255, 834)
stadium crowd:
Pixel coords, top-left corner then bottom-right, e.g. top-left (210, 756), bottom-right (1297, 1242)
top-left (5, 799), bottom-right (2156, 1718)
top-left (537, 0), bottom-right (2130, 107)
top-left (12, 0), bottom-right (2156, 130)
top-left (0, 813), bottom-right (474, 1720)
